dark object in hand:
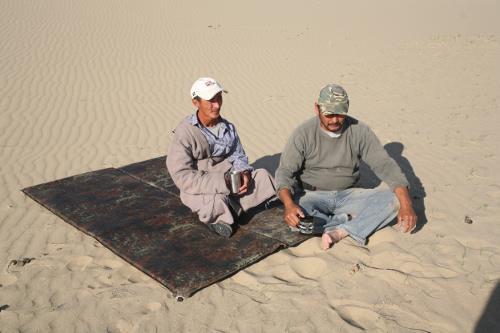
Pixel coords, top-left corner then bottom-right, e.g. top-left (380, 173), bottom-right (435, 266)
top-left (297, 216), bottom-right (324, 235)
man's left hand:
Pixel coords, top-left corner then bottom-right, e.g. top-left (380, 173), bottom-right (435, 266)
top-left (394, 186), bottom-right (417, 233)
top-left (237, 170), bottom-right (251, 195)
top-left (397, 205), bottom-right (417, 233)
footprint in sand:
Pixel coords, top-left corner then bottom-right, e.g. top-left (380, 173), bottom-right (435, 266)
top-left (127, 276), bottom-right (141, 284)
top-left (367, 227), bottom-right (399, 245)
top-left (232, 271), bottom-right (260, 289)
top-left (126, 271), bottom-right (150, 284)
top-left (270, 264), bottom-right (301, 282)
top-left (95, 274), bottom-right (114, 287)
top-left (66, 256), bottom-right (93, 272)
top-left (330, 303), bottom-right (380, 330)
top-left (94, 258), bottom-right (123, 270)
top-left (144, 302), bottom-right (162, 313)
top-left (290, 257), bottom-right (328, 280)
top-left (49, 290), bottom-right (67, 309)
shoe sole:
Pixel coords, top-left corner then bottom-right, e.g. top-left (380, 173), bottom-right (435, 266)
top-left (208, 222), bottom-right (233, 238)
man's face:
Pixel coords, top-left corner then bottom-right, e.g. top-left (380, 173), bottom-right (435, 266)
top-left (193, 92), bottom-right (223, 123)
top-left (315, 103), bottom-right (346, 133)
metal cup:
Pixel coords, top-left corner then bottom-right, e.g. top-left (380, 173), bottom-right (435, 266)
top-left (230, 170), bottom-right (241, 194)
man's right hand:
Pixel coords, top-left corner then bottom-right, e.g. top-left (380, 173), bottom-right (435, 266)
top-left (283, 203), bottom-right (305, 227)
top-left (278, 188), bottom-right (305, 227)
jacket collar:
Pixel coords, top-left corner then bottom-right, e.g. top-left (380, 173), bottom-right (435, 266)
top-left (189, 113), bottom-right (228, 130)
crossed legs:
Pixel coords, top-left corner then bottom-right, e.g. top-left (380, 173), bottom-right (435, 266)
top-left (298, 187), bottom-right (399, 249)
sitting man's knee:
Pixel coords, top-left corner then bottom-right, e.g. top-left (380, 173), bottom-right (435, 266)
top-left (252, 168), bottom-right (272, 181)
top-left (384, 190), bottom-right (400, 210)
top-left (382, 190), bottom-right (400, 214)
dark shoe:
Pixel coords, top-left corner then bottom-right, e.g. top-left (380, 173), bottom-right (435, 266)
top-left (227, 197), bottom-right (243, 217)
top-left (208, 221), bottom-right (233, 238)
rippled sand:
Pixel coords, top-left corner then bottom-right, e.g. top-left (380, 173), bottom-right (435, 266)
top-left (1, 0), bottom-right (499, 332)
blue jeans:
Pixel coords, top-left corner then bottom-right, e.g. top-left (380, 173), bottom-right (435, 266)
top-left (297, 187), bottom-right (399, 245)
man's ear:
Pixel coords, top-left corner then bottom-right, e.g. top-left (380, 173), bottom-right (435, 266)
top-left (192, 98), bottom-right (199, 108)
top-left (314, 103), bottom-right (320, 116)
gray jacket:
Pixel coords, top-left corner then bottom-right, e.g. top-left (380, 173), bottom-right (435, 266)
top-left (166, 116), bottom-right (231, 198)
top-left (166, 116), bottom-right (276, 224)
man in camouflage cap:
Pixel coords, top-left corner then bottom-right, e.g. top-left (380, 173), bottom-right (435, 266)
top-left (275, 84), bottom-right (417, 250)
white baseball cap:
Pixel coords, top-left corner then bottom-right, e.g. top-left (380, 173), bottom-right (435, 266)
top-left (190, 77), bottom-right (227, 100)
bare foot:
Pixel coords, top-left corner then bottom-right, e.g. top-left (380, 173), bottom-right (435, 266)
top-left (321, 229), bottom-right (348, 250)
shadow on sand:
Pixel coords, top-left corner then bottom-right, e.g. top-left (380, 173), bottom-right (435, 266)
top-left (252, 142), bottom-right (427, 232)
top-left (357, 142), bottom-right (427, 232)
top-left (475, 282), bottom-right (500, 332)
top-left (251, 153), bottom-right (281, 175)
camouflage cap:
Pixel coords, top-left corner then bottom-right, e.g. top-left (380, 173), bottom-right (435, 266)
top-left (317, 84), bottom-right (349, 115)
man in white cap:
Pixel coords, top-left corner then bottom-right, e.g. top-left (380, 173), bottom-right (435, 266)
top-left (166, 77), bottom-right (277, 237)
top-left (275, 84), bottom-right (417, 250)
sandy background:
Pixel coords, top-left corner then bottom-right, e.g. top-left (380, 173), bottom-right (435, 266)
top-left (1, 0), bottom-right (500, 332)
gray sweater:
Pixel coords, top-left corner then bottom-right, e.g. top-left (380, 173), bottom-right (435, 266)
top-left (275, 116), bottom-right (408, 193)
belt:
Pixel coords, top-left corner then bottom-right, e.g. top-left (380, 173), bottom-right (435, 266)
top-left (301, 181), bottom-right (317, 191)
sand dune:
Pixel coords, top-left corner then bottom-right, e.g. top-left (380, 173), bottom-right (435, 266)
top-left (1, 0), bottom-right (499, 332)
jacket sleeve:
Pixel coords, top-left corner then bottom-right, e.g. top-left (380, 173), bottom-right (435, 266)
top-left (166, 127), bottom-right (231, 195)
top-left (359, 126), bottom-right (409, 190)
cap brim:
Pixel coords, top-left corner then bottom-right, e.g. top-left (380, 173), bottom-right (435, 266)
top-left (319, 103), bottom-right (348, 115)
top-left (196, 88), bottom-right (227, 100)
